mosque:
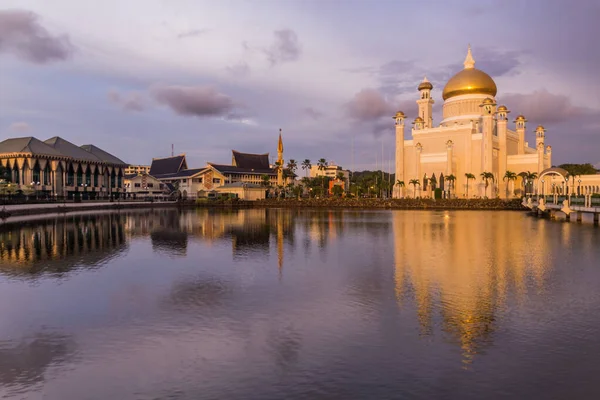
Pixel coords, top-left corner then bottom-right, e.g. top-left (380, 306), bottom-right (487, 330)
top-left (393, 46), bottom-right (552, 199)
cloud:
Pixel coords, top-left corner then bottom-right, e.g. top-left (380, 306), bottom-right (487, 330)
top-left (302, 107), bottom-right (324, 120)
top-left (0, 9), bottom-right (74, 63)
top-left (108, 89), bottom-right (146, 112)
top-left (177, 28), bottom-right (210, 39)
top-left (226, 61), bottom-right (251, 77)
top-left (9, 121), bottom-right (31, 132)
top-left (500, 89), bottom-right (588, 124)
top-left (150, 84), bottom-right (236, 118)
top-left (264, 29), bottom-right (301, 66)
top-left (346, 89), bottom-right (394, 122)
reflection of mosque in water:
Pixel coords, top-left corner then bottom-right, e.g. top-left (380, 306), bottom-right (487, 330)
top-left (0, 213), bottom-right (127, 277)
top-left (392, 211), bottom-right (551, 365)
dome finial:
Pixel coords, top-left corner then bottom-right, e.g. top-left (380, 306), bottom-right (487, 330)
top-left (422, 75), bottom-right (429, 83)
top-left (464, 44), bottom-right (475, 69)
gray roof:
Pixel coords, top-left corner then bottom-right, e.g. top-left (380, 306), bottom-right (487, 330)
top-left (232, 150), bottom-right (270, 169)
top-left (44, 137), bottom-right (102, 162)
top-left (0, 137), bottom-right (63, 157)
top-left (80, 144), bottom-right (126, 165)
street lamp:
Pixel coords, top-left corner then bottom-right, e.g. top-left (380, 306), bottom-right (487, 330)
top-left (578, 179), bottom-right (582, 196)
top-left (541, 179), bottom-right (545, 197)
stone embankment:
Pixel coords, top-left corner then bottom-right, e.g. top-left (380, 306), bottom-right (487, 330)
top-left (252, 198), bottom-right (527, 210)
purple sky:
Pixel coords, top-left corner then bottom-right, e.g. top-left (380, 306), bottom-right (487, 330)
top-left (1, 0), bottom-right (599, 171)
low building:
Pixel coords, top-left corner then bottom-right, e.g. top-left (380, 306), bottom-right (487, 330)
top-left (124, 173), bottom-right (171, 199)
top-left (310, 163), bottom-right (350, 188)
top-left (214, 182), bottom-right (267, 201)
top-left (124, 164), bottom-right (150, 175)
top-left (148, 154), bottom-right (206, 199)
top-left (0, 136), bottom-right (127, 199)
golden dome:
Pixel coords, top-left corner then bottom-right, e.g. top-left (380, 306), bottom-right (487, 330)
top-left (418, 76), bottom-right (433, 91)
top-left (514, 114), bottom-right (526, 121)
top-left (442, 46), bottom-right (497, 100)
top-left (413, 116), bottom-right (424, 123)
top-left (497, 105), bottom-right (508, 112)
top-left (393, 111), bottom-right (405, 118)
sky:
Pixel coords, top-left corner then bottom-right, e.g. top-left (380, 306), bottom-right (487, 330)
top-left (1, 0), bottom-right (599, 171)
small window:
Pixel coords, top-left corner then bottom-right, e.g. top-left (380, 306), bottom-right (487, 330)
top-left (147, 183), bottom-right (154, 188)
top-left (134, 183), bottom-right (141, 188)
top-left (213, 178), bottom-right (221, 184)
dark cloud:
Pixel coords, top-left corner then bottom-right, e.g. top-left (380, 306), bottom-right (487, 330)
top-left (500, 89), bottom-right (589, 124)
top-left (346, 89), bottom-right (394, 122)
top-left (177, 28), bottom-right (210, 39)
top-left (108, 89), bottom-right (146, 112)
top-left (302, 107), bottom-right (324, 120)
top-left (0, 10), bottom-right (74, 63)
top-left (348, 47), bottom-right (526, 98)
top-left (9, 121), bottom-right (31, 132)
top-left (346, 89), bottom-right (402, 137)
top-left (265, 29), bottom-right (301, 66)
top-left (150, 84), bottom-right (235, 118)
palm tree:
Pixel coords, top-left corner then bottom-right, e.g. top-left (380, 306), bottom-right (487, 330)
top-left (317, 158), bottom-right (328, 194)
top-left (287, 159), bottom-right (297, 175)
top-left (301, 159), bottom-right (311, 178)
top-left (523, 171), bottom-right (538, 195)
top-left (480, 171), bottom-right (494, 198)
top-left (503, 170), bottom-right (517, 198)
top-left (409, 179), bottom-right (420, 198)
top-left (445, 174), bottom-right (456, 198)
top-left (465, 173), bottom-right (475, 198)
top-left (396, 180), bottom-right (405, 198)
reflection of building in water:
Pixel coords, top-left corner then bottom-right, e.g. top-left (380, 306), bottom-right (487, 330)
top-left (0, 333), bottom-right (75, 389)
top-left (0, 214), bottom-right (127, 277)
top-left (392, 211), bottom-right (549, 365)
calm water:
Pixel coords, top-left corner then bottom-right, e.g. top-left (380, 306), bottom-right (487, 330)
top-left (0, 208), bottom-right (599, 400)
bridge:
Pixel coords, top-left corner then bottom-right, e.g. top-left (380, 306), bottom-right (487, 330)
top-left (522, 195), bottom-right (600, 225)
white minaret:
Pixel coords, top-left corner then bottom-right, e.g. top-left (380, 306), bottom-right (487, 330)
top-left (417, 76), bottom-right (434, 128)
top-left (393, 111), bottom-right (406, 198)
top-left (514, 114), bottom-right (527, 154)
top-left (480, 97), bottom-right (496, 196)
top-left (497, 105), bottom-right (510, 198)
top-left (535, 125), bottom-right (546, 174)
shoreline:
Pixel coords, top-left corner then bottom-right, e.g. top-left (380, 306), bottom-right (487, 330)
top-left (0, 198), bottom-right (527, 221)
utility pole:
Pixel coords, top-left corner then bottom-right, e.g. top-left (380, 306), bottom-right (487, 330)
top-left (171, 144), bottom-right (174, 157)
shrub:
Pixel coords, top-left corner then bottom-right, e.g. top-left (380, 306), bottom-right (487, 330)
top-left (434, 188), bottom-right (443, 200)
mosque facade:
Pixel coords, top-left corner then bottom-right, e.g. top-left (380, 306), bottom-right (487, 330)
top-left (394, 46), bottom-right (552, 199)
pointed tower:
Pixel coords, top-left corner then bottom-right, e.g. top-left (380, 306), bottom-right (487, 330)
top-left (393, 111), bottom-right (406, 198)
top-left (277, 129), bottom-right (284, 186)
top-left (464, 44), bottom-right (475, 69)
top-left (417, 76), bottom-right (434, 128)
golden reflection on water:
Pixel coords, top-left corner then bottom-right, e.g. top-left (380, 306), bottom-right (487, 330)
top-left (393, 211), bottom-right (551, 366)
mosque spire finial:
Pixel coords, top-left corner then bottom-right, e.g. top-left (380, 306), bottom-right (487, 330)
top-left (464, 44), bottom-right (475, 69)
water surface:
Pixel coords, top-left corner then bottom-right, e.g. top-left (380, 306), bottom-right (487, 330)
top-left (0, 209), bottom-right (599, 399)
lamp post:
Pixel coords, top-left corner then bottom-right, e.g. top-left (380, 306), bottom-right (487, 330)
top-left (578, 179), bottom-right (582, 196)
top-left (541, 179), bottom-right (545, 198)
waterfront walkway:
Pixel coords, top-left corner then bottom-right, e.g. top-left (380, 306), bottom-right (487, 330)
top-left (0, 201), bottom-right (179, 219)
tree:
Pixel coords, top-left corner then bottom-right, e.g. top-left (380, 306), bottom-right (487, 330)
top-left (301, 159), bottom-right (311, 177)
top-left (558, 163), bottom-right (597, 176)
top-left (260, 174), bottom-right (271, 187)
top-left (332, 184), bottom-right (344, 197)
top-left (522, 171), bottom-right (538, 195)
top-left (480, 171), bottom-right (494, 198)
top-left (396, 180), bottom-right (405, 198)
top-left (465, 173), bottom-right (475, 198)
top-left (409, 179), bottom-right (420, 198)
top-left (317, 158), bottom-right (328, 194)
top-left (445, 175), bottom-right (456, 198)
top-left (503, 170), bottom-right (517, 198)
top-left (287, 159), bottom-right (297, 175)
